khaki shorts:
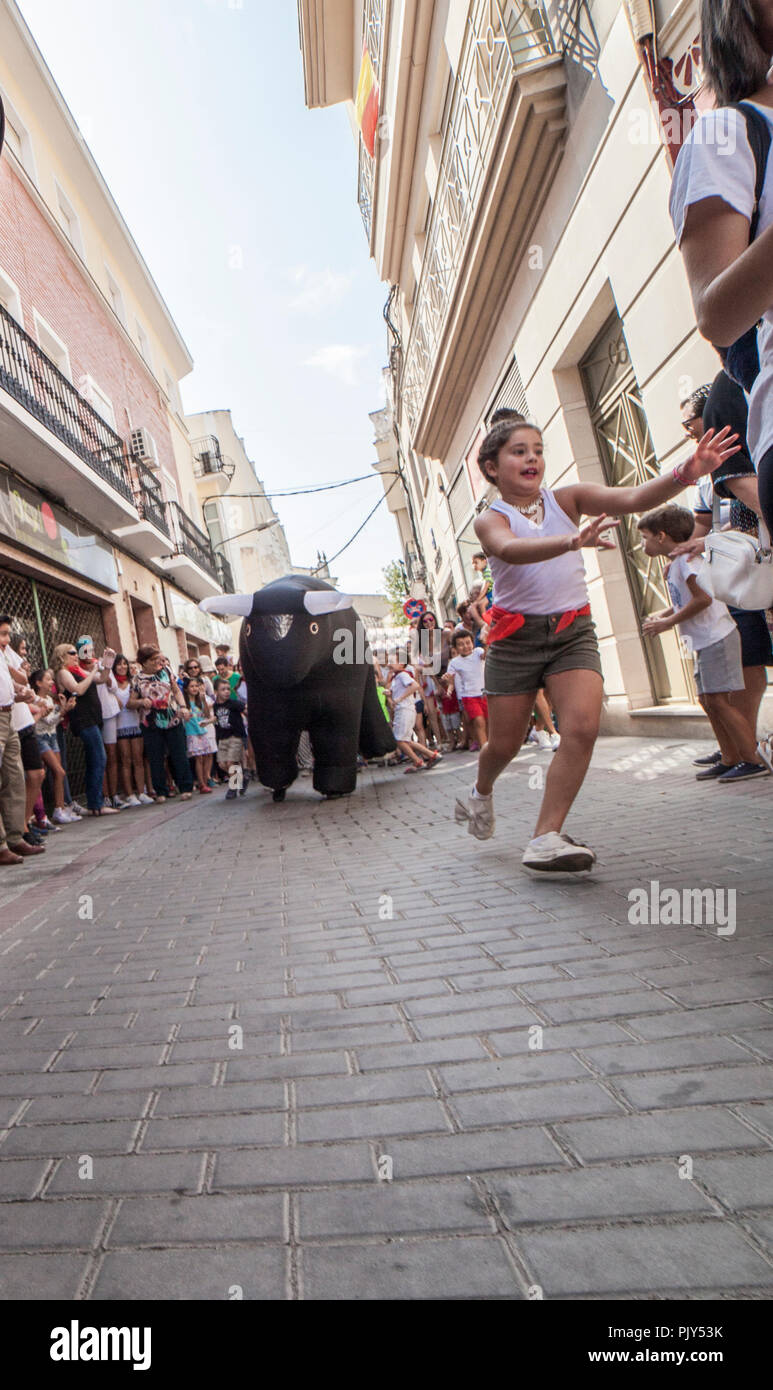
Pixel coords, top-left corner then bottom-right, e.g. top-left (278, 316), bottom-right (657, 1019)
top-left (484, 613), bottom-right (602, 696)
top-left (216, 736), bottom-right (244, 769)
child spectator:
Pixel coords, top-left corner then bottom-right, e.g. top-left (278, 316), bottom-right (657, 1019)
top-left (213, 678), bottom-right (248, 798)
top-left (30, 668), bottom-right (77, 824)
top-left (638, 504), bottom-right (767, 782)
top-left (444, 630), bottom-right (488, 750)
top-left (390, 658), bottom-right (443, 772)
top-left (184, 677), bottom-right (216, 794)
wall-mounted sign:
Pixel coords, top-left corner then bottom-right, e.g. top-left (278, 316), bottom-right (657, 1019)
top-left (167, 590), bottom-right (232, 646)
top-left (0, 471), bottom-right (118, 591)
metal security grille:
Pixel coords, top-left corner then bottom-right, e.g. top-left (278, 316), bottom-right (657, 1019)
top-left (0, 569), bottom-right (106, 797)
top-left (490, 356), bottom-right (530, 421)
top-left (0, 570), bottom-right (40, 662)
top-left (448, 469), bottom-right (473, 535)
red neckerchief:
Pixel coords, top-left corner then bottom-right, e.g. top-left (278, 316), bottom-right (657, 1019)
top-left (486, 604), bottom-right (590, 644)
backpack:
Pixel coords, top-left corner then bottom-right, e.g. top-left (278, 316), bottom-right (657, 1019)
top-left (720, 103), bottom-right (771, 392)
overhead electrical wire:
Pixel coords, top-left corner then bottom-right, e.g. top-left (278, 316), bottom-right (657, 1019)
top-left (312, 476), bottom-right (401, 571)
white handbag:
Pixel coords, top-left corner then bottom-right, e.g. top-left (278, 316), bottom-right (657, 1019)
top-left (698, 493), bottom-right (773, 611)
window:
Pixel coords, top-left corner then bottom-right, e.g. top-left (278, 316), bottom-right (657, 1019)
top-left (33, 311), bottom-right (71, 381)
top-left (79, 375), bottom-right (116, 429)
top-left (204, 500), bottom-right (223, 550)
top-left (105, 266), bottom-right (127, 328)
top-left (0, 266), bottom-right (23, 325)
top-left (135, 319), bottom-right (153, 371)
top-left (163, 370), bottom-right (182, 416)
top-left (160, 468), bottom-right (179, 503)
top-left (0, 91), bottom-right (37, 182)
top-left (54, 181), bottom-right (86, 259)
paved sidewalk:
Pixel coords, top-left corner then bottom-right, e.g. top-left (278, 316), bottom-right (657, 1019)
top-left (0, 736), bottom-right (771, 1300)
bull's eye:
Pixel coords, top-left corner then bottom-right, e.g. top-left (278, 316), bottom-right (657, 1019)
top-left (310, 622), bottom-right (319, 635)
top-left (258, 613), bottom-right (294, 641)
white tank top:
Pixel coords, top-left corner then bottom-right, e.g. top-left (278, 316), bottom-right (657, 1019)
top-left (488, 491), bottom-right (589, 614)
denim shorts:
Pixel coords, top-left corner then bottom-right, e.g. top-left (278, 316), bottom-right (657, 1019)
top-left (484, 613), bottom-right (602, 696)
top-left (36, 731), bottom-right (60, 756)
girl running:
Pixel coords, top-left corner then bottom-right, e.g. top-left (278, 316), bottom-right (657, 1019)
top-left (454, 418), bottom-right (740, 874)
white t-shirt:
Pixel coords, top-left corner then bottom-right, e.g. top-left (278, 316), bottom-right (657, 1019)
top-left (694, 475), bottom-right (732, 528)
top-left (0, 647), bottom-right (15, 707)
top-left (5, 647), bottom-right (34, 732)
top-left (447, 648), bottom-right (485, 699)
top-left (666, 554), bottom-right (736, 652)
top-left (670, 104), bottom-right (773, 467)
top-left (391, 670), bottom-right (417, 706)
top-left (96, 668), bottom-right (120, 720)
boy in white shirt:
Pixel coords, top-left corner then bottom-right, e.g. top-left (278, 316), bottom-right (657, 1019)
top-left (638, 504), bottom-right (767, 783)
top-left (443, 631), bottom-right (488, 750)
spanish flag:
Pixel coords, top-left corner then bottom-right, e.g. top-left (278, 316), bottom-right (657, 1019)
top-left (355, 44), bottom-right (379, 158)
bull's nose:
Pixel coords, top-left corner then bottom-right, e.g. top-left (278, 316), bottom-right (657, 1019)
top-left (258, 613), bottom-right (294, 641)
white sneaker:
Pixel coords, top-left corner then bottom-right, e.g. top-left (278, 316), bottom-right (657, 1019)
top-left (111, 795), bottom-right (127, 810)
top-left (137, 793), bottom-right (154, 805)
top-left (526, 728), bottom-right (540, 745)
top-left (52, 808), bottom-right (72, 825)
top-left (522, 831), bottom-right (596, 875)
top-left (67, 802), bottom-right (86, 817)
top-left (534, 729), bottom-right (552, 750)
top-left (454, 787), bottom-right (495, 840)
top-left (123, 795), bottom-right (141, 807)
top-left (550, 733), bottom-right (561, 750)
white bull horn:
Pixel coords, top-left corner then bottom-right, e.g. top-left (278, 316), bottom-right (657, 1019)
top-left (199, 593), bottom-right (253, 616)
top-left (303, 591), bottom-right (354, 615)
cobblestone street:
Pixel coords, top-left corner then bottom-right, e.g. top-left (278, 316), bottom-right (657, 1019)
top-left (1, 736), bottom-right (772, 1301)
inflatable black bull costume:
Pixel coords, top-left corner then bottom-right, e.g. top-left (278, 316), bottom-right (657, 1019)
top-left (201, 576), bottom-right (395, 798)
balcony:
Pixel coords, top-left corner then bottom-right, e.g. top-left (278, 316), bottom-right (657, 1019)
top-left (156, 500), bottom-right (222, 600)
top-left (400, 0), bottom-right (567, 459)
top-left (114, 459), bottom-right (173, 562)
top-left (0, 302), bottom-right (138, 530)
top-left (215, 552), bottom-right (234, 593)
top-left (192, 435), bottom-right (235, 496)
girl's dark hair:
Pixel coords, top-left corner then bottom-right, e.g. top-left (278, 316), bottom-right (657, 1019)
top-left (477, 419), bottom-right (542, 482)
top-left (186, 677), bottom-right (205, 712)
top-left (416, 610), bottom-right (438, 630)
top-left (700, 0), bottom-right (770, 103)
top-left (112, 652), bottom-right (130, 678)
top-left (29, 668), bottom-right (47, 690)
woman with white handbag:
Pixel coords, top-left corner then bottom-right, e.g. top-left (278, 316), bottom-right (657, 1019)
top-left (675, 381), bottom-right (773, 767)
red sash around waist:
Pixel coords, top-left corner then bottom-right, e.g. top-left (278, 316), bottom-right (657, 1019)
top-left (486, 603), bottom-right (590, 645)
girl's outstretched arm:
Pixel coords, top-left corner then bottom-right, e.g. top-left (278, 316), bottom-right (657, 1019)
top-left (559, 428), bottom-right (741, 519)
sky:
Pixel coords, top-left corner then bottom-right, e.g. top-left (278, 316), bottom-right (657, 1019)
top-left (17, 0), bottom-right (398, 595)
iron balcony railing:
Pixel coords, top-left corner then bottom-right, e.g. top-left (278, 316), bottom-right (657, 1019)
top-left (401, 0), bottom-right (554, 435)
top-left (132, 458), bottom-right (170, 537)
top-left (164, 500), bottom-right (218, 580)
top-left (192, 434), bottom-right (235, 482)
top-left (356, 0), bottom-right (385, 239)
top-left (0, 301), bottom-right (134, 502)
top-left (215, 552), bottom-right (234, 592)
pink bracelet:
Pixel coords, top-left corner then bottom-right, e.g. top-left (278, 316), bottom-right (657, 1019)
top-left (672, 461), bottom-right (691, 487)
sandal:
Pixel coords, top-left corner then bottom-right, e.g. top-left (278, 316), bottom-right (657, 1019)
top-left (404, 762), bottom-right (426, 773)
top-left (756, 738), bottom-right (773, 774)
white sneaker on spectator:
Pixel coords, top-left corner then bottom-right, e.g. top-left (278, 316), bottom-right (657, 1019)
top-left (111, 796), bottom-right (127, 809)
top-left (534, 730), bottom-right (552, 750)
top-left (68, 801), bottom-right (86, 817)
top-left (123, 795), bottom-right (141, 807)
top-left (550, 732), bottom-right (561, 750)
top-left (52, 808), bottom-right (72, 825)
top-left (137, 793), bottom-right (154, 805)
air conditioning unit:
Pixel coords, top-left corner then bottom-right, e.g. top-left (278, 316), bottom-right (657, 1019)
top-left (130, 427), bottom-right (158, 468)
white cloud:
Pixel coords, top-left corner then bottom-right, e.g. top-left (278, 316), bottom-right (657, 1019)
top-left (303, 344), bottom-right (369, 387)
top-left (287, 265), bottom-right (355, 314)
